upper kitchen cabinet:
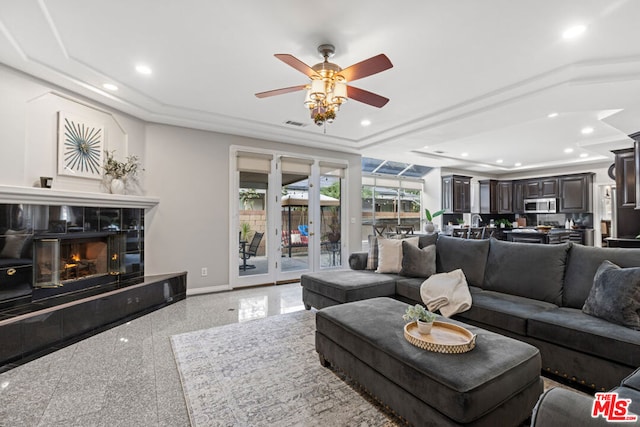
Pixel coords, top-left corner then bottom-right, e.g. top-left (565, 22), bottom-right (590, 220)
top-left (523, 178), bottom-right (558, 199)
top-left (480, 180), bottom-right (512, 213)
top-left (558, 173), bottom-right (594, 213)
top-left (513, 181), bottom-right (525, 213)
top-left (614, 147), bottom-right (636, 209)
top-left (497, 181), bottom-right (513, 213)
top-left (635, 137), bottom-right (640, 210)
top-left (442, 175), bottom-right (471, 213)
top-left (612, 145), bottom-right (640, 238)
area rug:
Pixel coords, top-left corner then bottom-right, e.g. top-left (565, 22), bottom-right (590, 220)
top-left (171, 310), bottom-right (400, 427)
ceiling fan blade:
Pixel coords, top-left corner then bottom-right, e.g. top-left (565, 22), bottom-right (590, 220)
top-left (347, 85), bottom-right (389, 108)
top-left (339, 54), bottom-right (393, 82)
top-left (255, 84), bottom-right (306, 98)
top-left (274, 54), bottom-right (319, 78)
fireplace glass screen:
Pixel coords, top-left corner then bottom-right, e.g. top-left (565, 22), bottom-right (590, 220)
top-left (34, 233), bottom-right (125, 288)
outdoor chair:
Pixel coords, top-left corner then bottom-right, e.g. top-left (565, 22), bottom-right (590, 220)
top-left (395, 225), bottom-right (414, 235)
top-left (372, 224), bottom-right (387, 236)
top-left (239, 232), bottom-right (263, 270)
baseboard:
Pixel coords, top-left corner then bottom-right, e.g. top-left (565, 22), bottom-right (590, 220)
top-left (187, 285), bottom-right (230, 296)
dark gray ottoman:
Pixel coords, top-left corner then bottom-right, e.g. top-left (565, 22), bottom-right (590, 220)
top-left (316, 297), bottom-right (543, 426)
top-left (301, 270), bottom-right (397, 310)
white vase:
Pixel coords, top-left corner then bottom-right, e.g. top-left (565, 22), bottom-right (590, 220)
top-left (425, 222), bottom-right (435, 233)
top-left (110, 178), bottom-right (125, 195)
top-left (417, 319), bottom-right (434, 334)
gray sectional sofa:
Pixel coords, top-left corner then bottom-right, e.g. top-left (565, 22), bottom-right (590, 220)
top-left (301, 235), bottom-right (640, 391)
top-left (531, 367), bottom-right (640, 426)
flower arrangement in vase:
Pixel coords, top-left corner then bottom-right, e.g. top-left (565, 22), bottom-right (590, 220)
top-left (102, 150), bottom-right (143, 195)
top-left (403, 304), bottom-right (437, 334)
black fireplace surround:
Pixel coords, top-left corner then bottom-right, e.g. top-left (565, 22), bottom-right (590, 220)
top-left (0, 202), bottom-right (186, 371)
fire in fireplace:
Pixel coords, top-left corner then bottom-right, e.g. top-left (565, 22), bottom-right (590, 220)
top-left (34, 232), bottom-right (125, 289)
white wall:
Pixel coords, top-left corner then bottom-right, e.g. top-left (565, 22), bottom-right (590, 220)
top-left (0, 65), bottom-right (145, 191)
top-left (0, 64), bottom-right (362, 292)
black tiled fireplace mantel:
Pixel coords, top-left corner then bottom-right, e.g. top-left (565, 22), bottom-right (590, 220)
top-left (0, 186), bottom-right (185, 372)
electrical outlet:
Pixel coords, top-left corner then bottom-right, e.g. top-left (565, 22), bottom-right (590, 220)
top-left (201, 267), bottom-right (208, 277)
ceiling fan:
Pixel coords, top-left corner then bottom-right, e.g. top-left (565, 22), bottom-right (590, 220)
top-left (255, 44), bottom-right (393, 126)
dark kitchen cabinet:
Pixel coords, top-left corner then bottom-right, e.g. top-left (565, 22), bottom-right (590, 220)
top-left (513, 181), bottom-right (525, 213)
top-left (497, 181), bottom-right (513, 213)
top-left (479, 180), bottom-right (497, 214)
top-left (615, 148), bottom-right (636, 209)
top-left (523, 178), bottom-right (558, 199)
top-left (635, 138), bottom-right (640, 210)
top-left (559, 174), bottom-right (593, 213)
top-left (612, 146), bottom-right (640, 238)
top-left (442, 175), bottom-right (471, 213)
top-left (480, 180), bottom-right (513, 213)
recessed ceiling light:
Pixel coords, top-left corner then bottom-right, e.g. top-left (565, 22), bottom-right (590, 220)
top-left (496, 159), bottom-right (503, 164)
top-left (564, 148), bottom-right (574, 154)
top-left (580, 153), bottom-right (589, 158)
top-left (102, 83), bottom-right (118, 91)
top-left (461, 152), bottom-right (469, 157)
top-left (563, 24), bottom-right (586, 39)
top-left (547, 112), bottom-right (558, 118)
top-left (135, 64), bottom-right (152, 75)
top-left (360, 119), bottom-right (371, 127)
top-left (422, 145), bottom-right (429, 150)
top-left (581, 127), bottom-right (594, 135)
top-left (515, 162), bottom-right (522, 167)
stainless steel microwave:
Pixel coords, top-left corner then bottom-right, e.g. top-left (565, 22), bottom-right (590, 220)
top-left (524, 198), bottom-right (557, 213)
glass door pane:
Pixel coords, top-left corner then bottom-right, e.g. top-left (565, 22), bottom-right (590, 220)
top-left (280, 161), bottom-right (311, 275)
top-left (238, 172), bottom-right (268, 278)
top-left (319, 170), bottom-right (343, 268)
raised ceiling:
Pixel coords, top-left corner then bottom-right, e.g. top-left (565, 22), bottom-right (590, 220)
top-left (1, 0), bottom-right (639, 175)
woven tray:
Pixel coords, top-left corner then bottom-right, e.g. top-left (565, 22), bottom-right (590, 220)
top-left (404, 321), bottom-right (476, 354)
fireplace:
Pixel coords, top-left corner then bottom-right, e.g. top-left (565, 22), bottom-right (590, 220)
top-left (34, 232), bottom-right (125, 290)
top-left (0, 201), bottom-right (146, 307)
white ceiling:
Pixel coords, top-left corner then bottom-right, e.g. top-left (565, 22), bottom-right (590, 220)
top-left (1, 0), bottom-right (639, 175)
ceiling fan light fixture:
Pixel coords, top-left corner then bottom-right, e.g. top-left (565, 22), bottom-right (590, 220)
top-left (256, 44), bottom-right (393, 127)
top-left (310, 79), bottom-right (326, 101)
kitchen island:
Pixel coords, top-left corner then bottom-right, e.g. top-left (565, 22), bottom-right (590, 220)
top-left (503, 228), bottom-right (572, 244)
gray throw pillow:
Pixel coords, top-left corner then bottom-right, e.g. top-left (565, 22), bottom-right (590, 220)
top-left (400, 241), bottom-right (436, 278)
top-left (366, 235), bottom-right (379, 270)
top-left (582, 260), bottom-right (640, 330)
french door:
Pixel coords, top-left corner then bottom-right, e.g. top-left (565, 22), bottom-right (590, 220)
top-left (231, 148), bottom-right (345, 288)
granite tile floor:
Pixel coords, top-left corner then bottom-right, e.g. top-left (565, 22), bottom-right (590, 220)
top-left (0, 283), bottom-right (306, 427)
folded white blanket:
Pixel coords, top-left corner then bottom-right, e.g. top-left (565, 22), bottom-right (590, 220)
top-left (420, 269), bottom-right (472, 317)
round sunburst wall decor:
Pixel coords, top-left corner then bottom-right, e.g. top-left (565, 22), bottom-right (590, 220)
top-left (57, 112), bottom-right (104, 179)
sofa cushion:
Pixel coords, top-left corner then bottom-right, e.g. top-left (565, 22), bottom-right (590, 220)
top-left (348, 252), bottom-right (368, 270)
top-left (399, 241), bottom-right (435, 278)
top-left (483, 239), bottom-right (570, 305)
top-left (435, 235), bottom-right (489, 287)
top-left (528, 307), bottom-right (640, 367)
top-left (564, 244), bottom-right (640, 308)
top-left (620, 367), bottom-right (640, 391)
top-left (582, 260), bottom-right (640, 330)
top-left (455, 290), bottom-right (558, 336)
top-left (418, 233), bottom-right (438, 249)
top-left (376, 237), bottom-right (419, 274)
top-left (301, 270), bottom-right (398, 303)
